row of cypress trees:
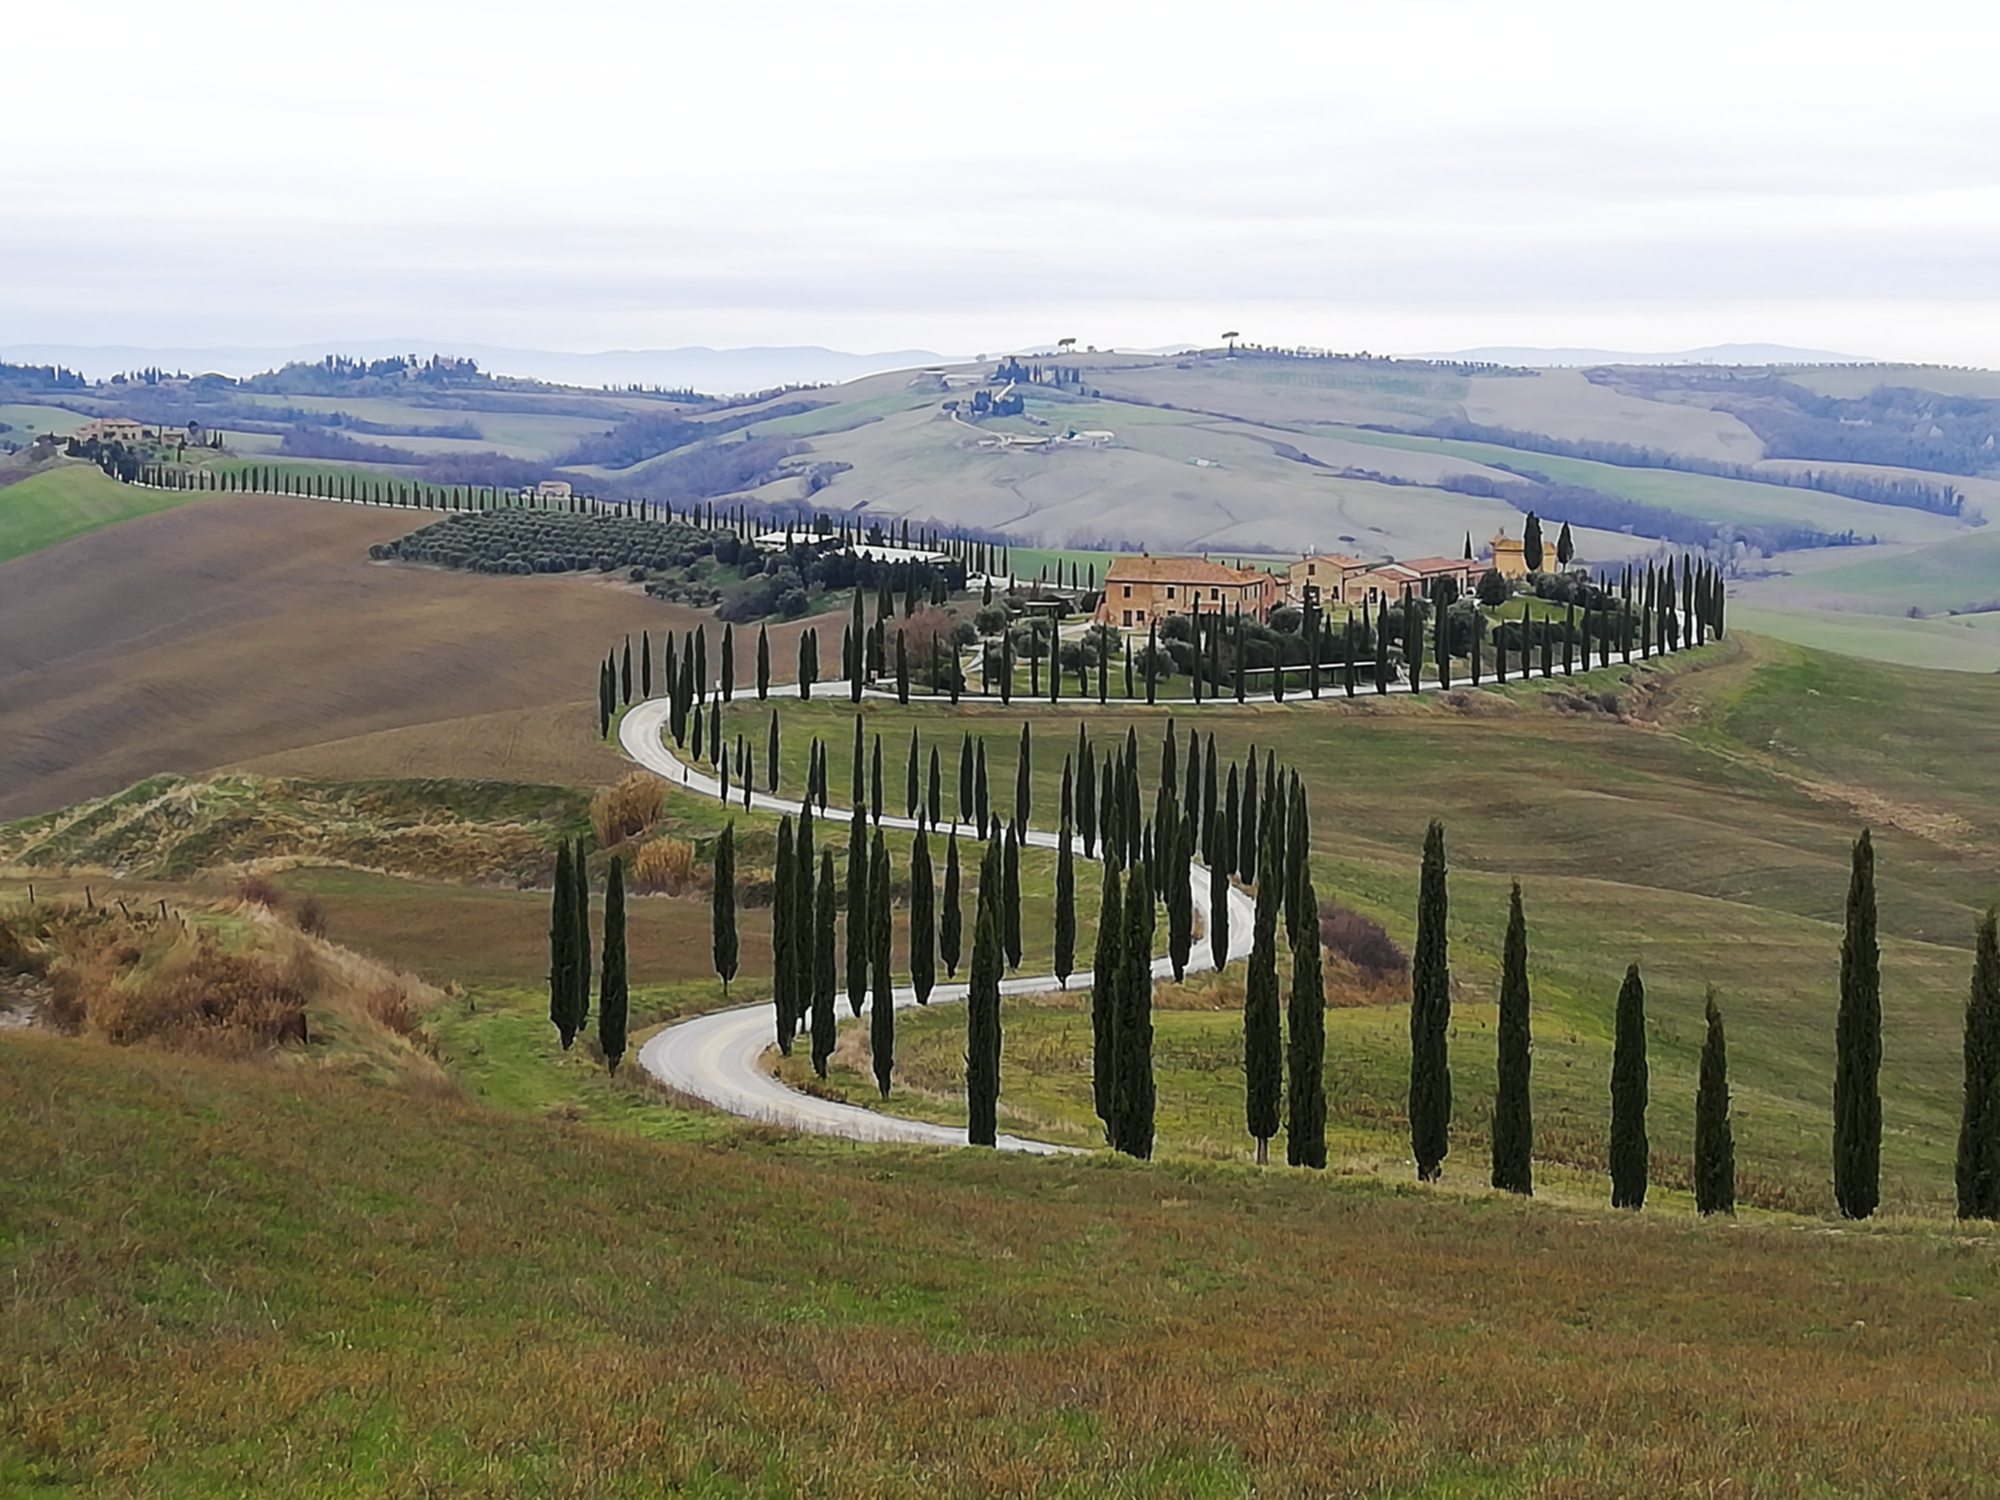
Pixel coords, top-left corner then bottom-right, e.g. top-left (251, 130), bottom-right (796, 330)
top-left (546, 839), bottom-right (630, 1075)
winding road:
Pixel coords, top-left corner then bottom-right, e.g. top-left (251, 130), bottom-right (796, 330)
top-left (624, 691), bottom-right (1259, 1154)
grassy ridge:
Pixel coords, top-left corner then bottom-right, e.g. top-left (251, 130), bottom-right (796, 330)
top-left (5, 1033), bottom-right (1999, 1498)
top-left (0, 464), bottom-right (206, 565)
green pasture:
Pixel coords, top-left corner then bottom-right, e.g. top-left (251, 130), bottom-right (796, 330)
top-left (0, 462), bottom-right (208, 565)
top-left (1728, 604), bottom-right (2000, 674)
top-left (0, 402), bottom-right (90, 438)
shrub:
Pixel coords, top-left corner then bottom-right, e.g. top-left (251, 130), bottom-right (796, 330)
top-left (590, 774), bottom-right (666, 845)
top-left (295, 896), bottom-right (329, 937)
top-left (1318, 902), bottom-right (1408, 980)
top-left (237, 874), bottom-right (284, 910)
top-left (632, 838), bottom-right (698, 894)
top-left (366, 985), bottom-right (419, 1037)
top-left (89, 935), bottom-right (310, 1054)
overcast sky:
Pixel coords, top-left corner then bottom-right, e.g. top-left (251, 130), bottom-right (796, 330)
top-left (8, 0), bottom-right (1999, 365)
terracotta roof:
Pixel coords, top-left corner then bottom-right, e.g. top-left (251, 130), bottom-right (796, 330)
top-left (1103, 555), bottom-right (1271, 588)
top-left (1294, 552), bottom-right (1365, 569)
top-left (1394, 556), bottom-right (1478, 575)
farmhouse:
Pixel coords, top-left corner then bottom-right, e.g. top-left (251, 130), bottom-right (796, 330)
top-left (1287, 551), bottom-right (1369, 606)
top-left (1095, 555), bottom-right (1279, 630)
top-left (73, 418), bottom-right (149, 446)
top-left (1349, 555), bottom-right (1481, 604)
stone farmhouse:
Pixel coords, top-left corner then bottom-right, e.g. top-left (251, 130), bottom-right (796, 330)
top-left (1095, 555), bottom-right (1280, 630)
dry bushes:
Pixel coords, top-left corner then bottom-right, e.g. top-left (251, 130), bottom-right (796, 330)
top-left (631, 837), bottom-right (698, 894)
top-left (366, 984), bottom-right (419, 1037)
top-left (1319, 902), bottom-right (1408, 980)
top-left (236, 874), bottom-right (284, 909)
top-left (590, 773), bottom-right (665, 845)
top-left (91, 936), bottom-right (311, 1053)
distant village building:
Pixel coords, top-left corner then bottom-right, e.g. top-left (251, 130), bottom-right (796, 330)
top-left (533, 479), bottom-right (574, 500)
top-left (1348, 556), bottom-right (1482, 605)
top-left (1095, 555), bottom-right (1279, 631)
top-left (1489, 527), bottom-right (1577, 581)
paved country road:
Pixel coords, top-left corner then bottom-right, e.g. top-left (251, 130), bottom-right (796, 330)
top-left (622, 693), bottom-right (1259, 1154)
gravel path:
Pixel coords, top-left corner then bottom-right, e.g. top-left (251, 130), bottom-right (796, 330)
top-left (622, 694), bottom-right (1258, 1153)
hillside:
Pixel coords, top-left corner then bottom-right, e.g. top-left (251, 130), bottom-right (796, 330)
top-left (6, 1033), bottom-right (1999, 1498)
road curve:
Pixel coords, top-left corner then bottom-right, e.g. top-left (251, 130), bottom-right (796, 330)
top-left (623, 695), bottom-right (1259, 1153)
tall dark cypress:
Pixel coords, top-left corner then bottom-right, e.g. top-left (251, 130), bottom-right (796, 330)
top-left (966, 842), bottom-right (1005, 1146)
top-left (870, 733), bottom-right (884, 824)
top-left (793, 805), bottom-right (816, 1033)
top-left (1410, 820), bottom-right (1452, 1182)
top-left (573, 842), bottom-right (592, 1029)
top-left (1079, 740), bottom-right (1098, 858)
top-left (1286, 868), bottom-right (1327, 1169)
top-left (598, 856), bottom-right (628, 1074)
top-left (895, 629), bottom-right (909, 704)
top-left (846, 804), bottom-right (870, 1015)
top-left (1239, 749), bottom-right (1259, 886)
top-left (641, 629), bottom-right (653, 698)
top-left (1002, 821), bottom-right (1023, 970)
top-left (1284, 775), bottom-right (1310, 946)
top-left (1221, 762), bottom-right (1239, 881)
top-left (1091, 858), bottom-right (1125, 1135)
top-left (1202, 733), bottom-right (1218, 863)
top-left (549, 839), bottom-right (577, 1048)
top-left (711, 822), bottom-right (738, 997)
top-left (928, 744), bottom-right (942, 827)
top-left (1834, 829), bottom-right (1882, 1220)
top-left (811, 850), bottom-right (838, 1078)
top-left (870, 831), bottom-right (894, 1097)
top-left (905, 728), bottom-right (920, 820)
top-left (1167, 819), bottom-right (1194, 982)
top-left (1957, 908), bottom-right (2000, 1221)
top-left (1609, 963), bottom-right (1649, 1210)
top-left (941, 829), bottom-right (963, 977)
top-left (1244, 830), bottom-right (1283, 1165)
top-left (1016, 722), bottom-right (1033, 830)
top-left (798, 627), bottom-right (814, 700)
top-left (621, 636), bottom-right (633, 704)
top-left (1490, 881), bottom-right (1534, 1196)
top-left (767, 711), bottom-right (781, 793)
top-left (958, 733), bottom-right (974, 825)
top-left (910, 826), bottom-right (936, 1004)
top-left (756, 623), bottom-right (770, 699)
top-left (1054, 820), bottom-right (1076, 988)
top-left (975, 738), bottom-right (990, 834)
top-left (772, 817), bottom-right (795, 1051)
top-left (1209, 840), bottom-right (1231, 970)
top-left (1695, 987), bottom-right (1736, 1216)
top-left (1112, 859), bottom-right (1157, 1159)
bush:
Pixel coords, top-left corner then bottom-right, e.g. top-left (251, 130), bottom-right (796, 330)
top-left (632, 838), bottom-right (698, 894)
top-left (89, 935), bottom-right (310, 1053)
top-left (1477, 567), bottom-right (1510, 607)
top-left (366, 985), bottom-right (419, 1037)
top-left (295, 896), bottom-right (329, 938)
top-left (590, 774), bottom-right (666, 846)
top-left (1318, 902), bottom-right (1408, 980)
top-left (237, 874), bottom-right (284, 910)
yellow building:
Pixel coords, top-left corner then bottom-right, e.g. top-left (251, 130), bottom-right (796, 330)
top-left (1286, 551), bottom-right (1369, 605)
top-left (1095, 555), bottom-right (1278, 630)
top-left (73, 418), bottom-right (149, 446)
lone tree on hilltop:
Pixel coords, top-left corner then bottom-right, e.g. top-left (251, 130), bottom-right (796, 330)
top-left (598, 856), bottom-right (629, 1076)
top-left (1610, 963), bottom-right (1650, 1210)
top-left (1491, 881), bottom-right (1534, 1196)
top-left (1834, 829), bottom-right (1882, 1220)
top-left (1956, 907), bottom-right (2000, 1221)
top-left (711, 823), bottom-right (738, 997)
top-left (1409, 820), bottom-right (1453, 1182)
top-left (1695, 986), bottom-right (1736, 1216)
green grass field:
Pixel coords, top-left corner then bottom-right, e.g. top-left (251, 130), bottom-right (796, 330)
top-left (1729, 604), bottom-right (2000, 673)
top-left (0, 463), bottom-right (209, 565)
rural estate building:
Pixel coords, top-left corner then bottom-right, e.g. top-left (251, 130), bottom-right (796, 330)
top-left (1349, 556), bottom-right (1482, 605)
top-left (73, 418), bottom-right (149, 446)
top-left (1287, 551), bottom-right (1369, 606)
top-left (1095, 555), bottom-right (1279, 630)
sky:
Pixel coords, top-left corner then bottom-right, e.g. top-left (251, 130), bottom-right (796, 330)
top-left (8, 0), bottom-right (2000, 368)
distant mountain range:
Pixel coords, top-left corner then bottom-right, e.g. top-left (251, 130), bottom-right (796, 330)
top-left (0, 342), bottom-right (956, 394)
top-left (1419, 343), bottom-right (1872, 368)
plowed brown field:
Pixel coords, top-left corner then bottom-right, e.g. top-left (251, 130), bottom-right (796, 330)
top-left (0, 495), bottom-right (832, 819)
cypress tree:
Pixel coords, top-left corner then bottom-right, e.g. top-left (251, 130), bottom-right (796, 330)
top-left (695, 624), bottom-right (708, 703)
top-left (1410, 820), bottom-right (1452, 1183)
top-left (772, 817), bottom-right (795, 1051)
top-left (1524, 511), bottom-right (1544, 572)
top-left (1287, 868), bottom-right (1327, 1169)
top-left (1003, 821), bottom-right (1023, 970)
top-left (1060, 754), bottom-right (1074, 830)
top-left (1219, 762), bottom-right (1239, 882)
top-left (756, 623), bottom-right (770, 699)
top-left (1202, 735), bottom-right (1218, 864)
top-left (1374, 598), bottom-right (1390, 694)
top-left (1112, 859), bottom-right (1157, 1159)
top-left (768, 711), bottom-right (781, 793)
top-left (966, 841), bottom-right (1005, 1146)
top-left (1209, 830), bottom-right (1231, 969)
top-left (870, 831), bottom-right (894, 1097)
top-left (895, 630), bottom-right (909, 704)
top-left (1239, 750), bottom-right (1259, 885)
top-left (1284, 775), bottom-right (1310, 946)
top-left (798, 628), bottom-right (814, 699)
top-left (1610, 963), bottom-right (1650, 1210)
top-left (711, 823), bottom-right (738, 996)
top-left (974, 739), bottom-right (990, 835)
top-left (1054, 820), bottom-right (1077, 988)
top-left (1491, 881), bottom-right (1534, 1196)
top-left (621, 636), bottom-right (633, 704)
top-left (812, 850), bottom-right (838, 1077)
top-left (889, 820), bottom-right (925, 1008)
top-left (549, 839), bottom-right (577, 1048)
top-left (1244, 836), bottom-right (1283, 1165)
top-left (846, 805), bottom-right (870, 1015)
top-left (1016, 722), bottom-right (1033, 829)
top-left (906, 728), bottom-right (920, 819)
top-left (641, 629), bottom-right (653, 698)
top-left (573, 842), bottom-right (592, 1029)
top-left (958, 733), bottom-right (974, 824)
top-left (1957, 908), bottom-right (2000, 1220)
top-left (1695, 986), bottom-right (1736, 1216)
top-left (1091, 858), bottom-right (1124, 1134)
top-left (599, 856), bottom-right (628, 1075)
top-left (1166, 817), bottom-right (1194, 981)
top-left (794, 804), bottom-right (817, 1033)
top-left (870, 734), bottom-right (884, 824)
top-left (1834, 829), bottom-right (1882, 1220)
top-left (940, 828), bottom-right (964, 980)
